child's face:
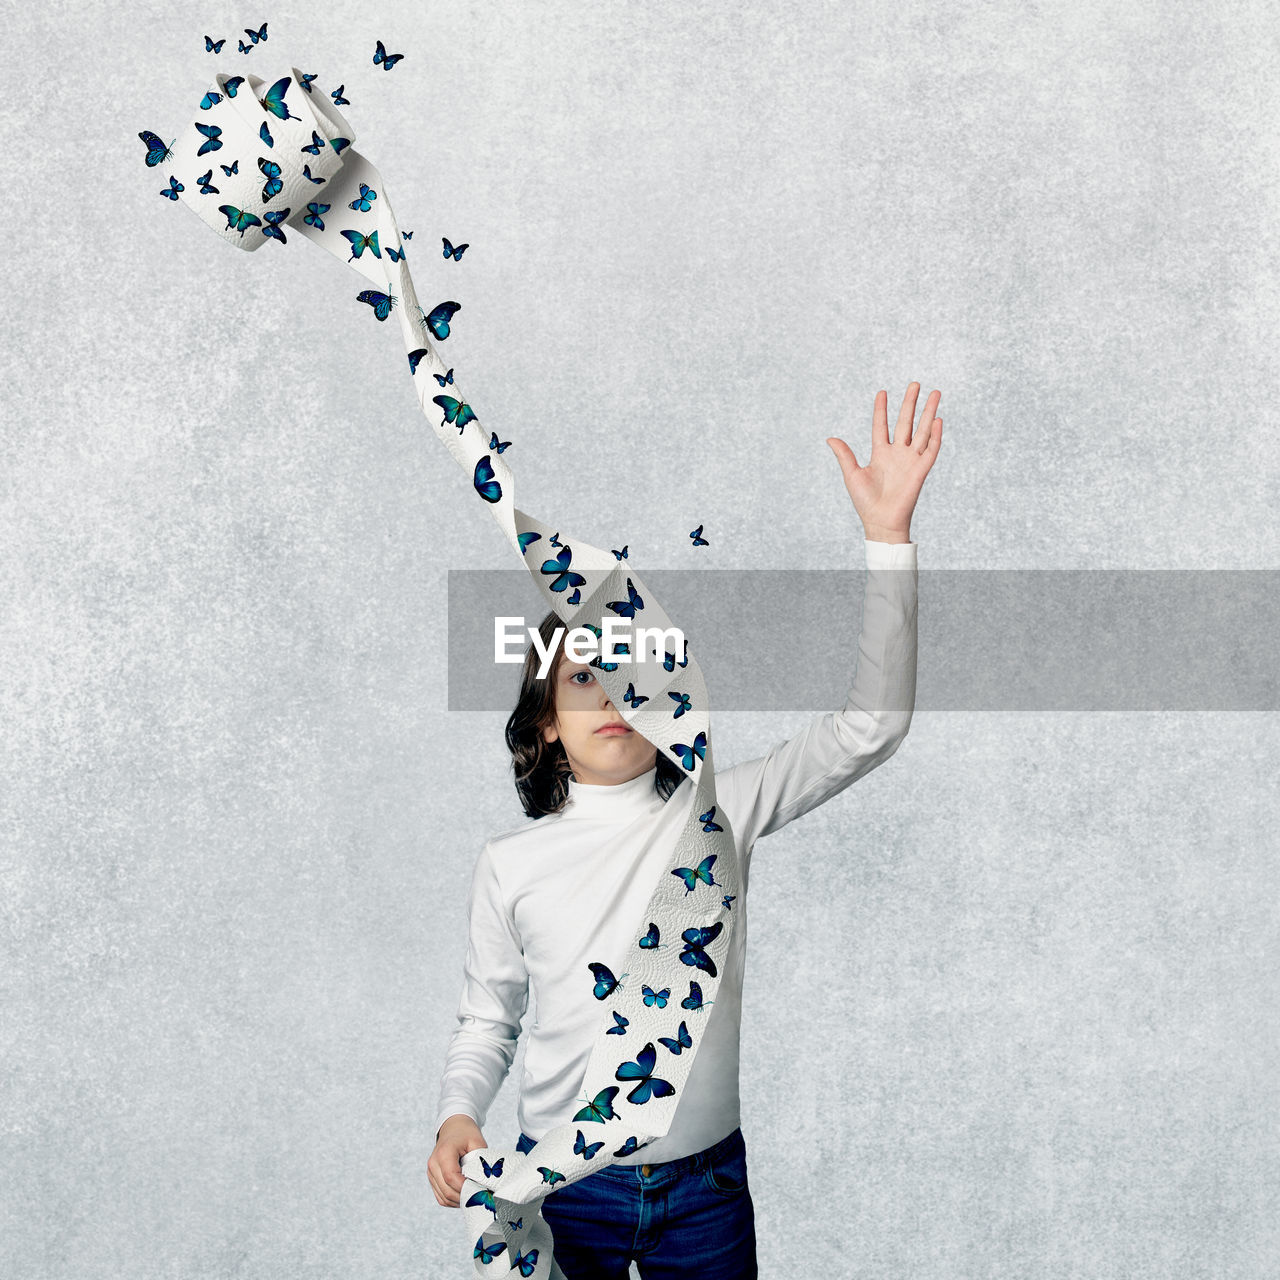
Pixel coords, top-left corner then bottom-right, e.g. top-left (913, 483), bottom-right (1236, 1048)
top-left (542, 659), bottom-right (658, 787)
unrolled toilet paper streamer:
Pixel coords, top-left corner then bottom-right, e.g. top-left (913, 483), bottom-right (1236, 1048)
top-left (152, 65), bottom-right (742, 1278)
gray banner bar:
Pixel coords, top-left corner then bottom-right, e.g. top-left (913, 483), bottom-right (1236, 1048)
top-left (446, 570), bottom-right (1280, 712)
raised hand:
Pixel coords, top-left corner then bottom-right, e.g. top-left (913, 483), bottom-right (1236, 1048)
top-left (826, 382), bottom-right (942, 543)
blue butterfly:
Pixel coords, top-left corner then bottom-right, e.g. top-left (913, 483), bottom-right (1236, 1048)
top-left (433, 366), bottom-right (454, 386)
top-left (386, 246), bottom-right (404, 261)
top-left (479, 1155), bottom-right (503, 1178)
top-left (223, 76), bottom-right (245, 97)
top-left (614, 1136), bottom-right (650, 1157)
top-left (638, 922), bottom-right (664, 951)
top-left (623, 682), bottom-right (648, 708)
top-left (301, 165), bottom-right (325, 184)
top-left (473, 1236), bottom-right (506, 1263)
top-left (607, 1010), bottom-right (629, 1035)
top-left (329, 137), bottom-right (351, 156)
top-left (259, 120), bottom-right (273, 147)
top-left (373, 38), bottom-right (405, 69)
top-left (590, 639), bottom-right (628, 674)
top-left (517, 532), bottom-right (541, 554)
top-left (668, 691), bottom-right (691, 718)
top-left (357, 289), bottom-right (397, 321)
top-left (200, 91), bottom-right (223, 109)
top-left (541, 547), bottom-right (586, 595)
top-left (488, 432), bottom-right (512, 454)
top-left (690, 524), bottom-right (709, 546)
top-left (671, 731), bottom-right (706, 771)
top-left (508, 1217), bottom-right (522, 1230)
top-left (300, 72), bottom-right (318, 93)
top-left (465, 1187), bottom-right (496, 1213)
top-left (642, 985), bottom-right (669, 1008)
top-left (195, 122), bottom-right (222, 154)
top-left (537, 1167), bottom-right (564, 1187)
top-left (349, 182), bottom-right (377, 211)
top-left (258, 156), bottom-right (282, 202)
top-left (340, 228), bottom-right (380, 260)
top-left (615, 1042), bottom-right (676, 1105)
top-left (682, 981), bottom-right (713, 1012)
top-left (549, 532), bottom-right (562, 548)
top-left (237, 39), bottom-right (252, 54)
top-left (259, 75), bottom-right (295, 122)
top-left (662, 640), bottom-right (690, 671)
top-left (473, 456), bottom-right (502, 504)
top-left (301, 130), bottom-right (326, 155)
top-left (219, 159), bottom-right (239, 176)
top-left (402, 229), bottom-right (414, 239)
top-left (442, 237), bottom-right (469, 260)
top-left (679, 922), bottom-right (723, 976)
top-left (607, 578), bottom-right (643, 618)
top-left (587, 961), bottom-right (626, 1000)
top-left (699, 806), bottom-right (723, 833)
top-left (567, 587), bottom-right (581, 605)
top-left (160, 176), bottom-right (183, 200)
top-left (612, 546), bottom-right (628, 561)
top-left (218, 204), bottom-right (261, 235)
top-left (137, 130), bottom-right (173, 167)
top-left (405, 350), bottom-right (428, 375)
top-left (435, 394), bottom-right (476, 432)
top-left (331, 85), bottom-right (350, 106)
top-left (204, 35), bottom-right (225, 53)
top-left (658, 1020), bottom-right (692, 1056)
top-left (261, 208), bottom-right (290, 243)
top-left (196, 169), bottom-right (218, 194)
top-left (243, 22), bottom-right (267, 43)
top-left (671, 855), bottom-right (717, 894)
top-left (512, 1248), bottom-right (539, 1277)
top-left (303, 201), bottom-right (329, 229)
top-left (423, 301), bottom-right (461, 339)
top-left (574, 1129), bottom-right (605, 1161)
top-left (573, 1085), bottom-right (620, 1123)
top-left (722, 895), bottom-right (736, 909)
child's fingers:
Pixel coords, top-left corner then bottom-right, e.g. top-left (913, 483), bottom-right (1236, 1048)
top-left (427, 1146), bottom-right (467, 1206)
top-left (428, 1165), bottom-right (458, 1207)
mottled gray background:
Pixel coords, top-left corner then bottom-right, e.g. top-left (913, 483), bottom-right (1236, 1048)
top-left (3, 1), bottom-right (1278, 1277)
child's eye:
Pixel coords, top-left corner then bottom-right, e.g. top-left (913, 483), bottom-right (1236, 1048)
top-left (570, 670), bottom-right (594, 685)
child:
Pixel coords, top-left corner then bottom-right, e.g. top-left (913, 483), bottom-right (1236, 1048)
top-left (428, 385), bottom-right (941, 1277)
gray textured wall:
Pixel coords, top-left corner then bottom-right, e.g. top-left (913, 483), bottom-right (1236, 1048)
top-left (3, 1), bottom-right (1278, 1277)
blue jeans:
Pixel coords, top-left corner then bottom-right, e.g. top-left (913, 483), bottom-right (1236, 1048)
top-left (514, 1126), bottom-right (757, 1279)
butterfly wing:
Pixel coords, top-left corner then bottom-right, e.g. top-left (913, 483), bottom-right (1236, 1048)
top-left (473, 1237), bottom-right (507, 1262)
top-left (615, 1042), bottom-right (658, 1082)
top-left (473, 456), bottom-right (502, 504)
top-left (259, 76), bottom-right (293, 121)
top-left (571, 1085), bottom-right (619, 1123)
top-left (426, 300), bottom-right (460, 340)
top-left (138, 130), bottom-right (174, 167)
top-left (587, 961), bottom-right (618, 1000)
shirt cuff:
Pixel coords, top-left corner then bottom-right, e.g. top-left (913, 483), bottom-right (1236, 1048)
top-left (435, 1105), bottom-right (482, 1139)
top-left (864, 538), bottom-right (918, 568)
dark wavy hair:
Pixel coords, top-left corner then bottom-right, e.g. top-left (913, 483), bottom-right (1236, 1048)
top-left (505, 609), bottom-right (687, 818)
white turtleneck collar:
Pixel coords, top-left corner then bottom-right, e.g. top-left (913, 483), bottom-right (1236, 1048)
top-left (562, 764), bottom-right (667, 822)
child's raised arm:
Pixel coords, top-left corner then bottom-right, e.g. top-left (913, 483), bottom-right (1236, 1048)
top-left (712, 383), bottom-right (939, 848)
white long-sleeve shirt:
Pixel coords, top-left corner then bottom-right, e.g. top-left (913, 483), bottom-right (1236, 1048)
top-left (434, 538), bottom-right (918, 1164)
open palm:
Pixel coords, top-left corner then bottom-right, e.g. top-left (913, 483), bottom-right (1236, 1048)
top-left (827, 382), bottom-right (942, 540)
